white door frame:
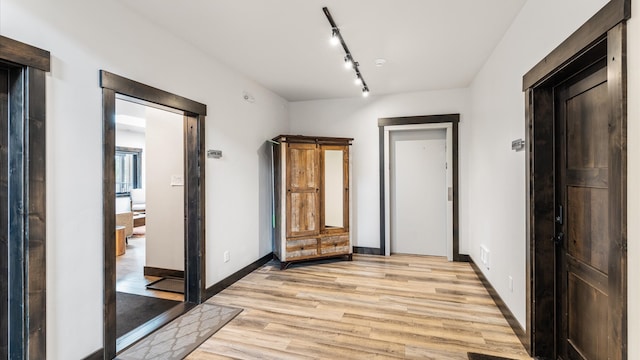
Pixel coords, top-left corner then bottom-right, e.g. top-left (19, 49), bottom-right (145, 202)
top-left (372, 114), bottom-right (462, 261)
top-left (384, 123), bottom-right (453, 260)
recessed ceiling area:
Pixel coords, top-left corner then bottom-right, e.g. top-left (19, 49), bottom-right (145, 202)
top-left (116, 0), bottom-right (527, 101)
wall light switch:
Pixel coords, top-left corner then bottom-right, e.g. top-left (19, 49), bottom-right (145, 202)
top-left (170, 175), bottom-right (184, 186)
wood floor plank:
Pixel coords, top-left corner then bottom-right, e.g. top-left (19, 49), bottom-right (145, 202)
top-left (187, 254), bottom-right (531, 360)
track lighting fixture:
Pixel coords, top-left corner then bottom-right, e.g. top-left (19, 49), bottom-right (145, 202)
top-left (323, 7), bottom-right (371, 98)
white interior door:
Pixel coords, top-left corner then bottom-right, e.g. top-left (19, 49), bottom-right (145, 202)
top-left (390, 129), bottom-right (447, 256)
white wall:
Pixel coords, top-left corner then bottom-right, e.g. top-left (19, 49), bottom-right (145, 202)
top-left (465, 0), bottom-right (611, 330)
top-left (144, 107), bottom-right (185, 271)
top-left (0, 0), bottom-right (288, 358)
top-left (289, 89), bottom-right (471, 254)
top-left (116, 129), bottom-right (145, 151)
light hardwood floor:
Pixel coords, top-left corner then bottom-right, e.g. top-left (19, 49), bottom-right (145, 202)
top-left (188, 254), bottom-right (531, 360)
top-left (115, 228), bottom-right (183, 302)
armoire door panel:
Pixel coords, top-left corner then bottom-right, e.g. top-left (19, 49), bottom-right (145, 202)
top-left (288, 192), bottom-right (318, 236)
top-left (286, 143), bottom-right (319, 238)
top-left (288, 144), bottom-right (318, 190)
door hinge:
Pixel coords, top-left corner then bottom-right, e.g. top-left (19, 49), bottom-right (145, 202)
top-left (620, 242), bottom-right (628, 252)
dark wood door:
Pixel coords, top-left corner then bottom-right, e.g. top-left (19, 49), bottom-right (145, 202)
top-left (555, 60), bottom-right (609, 360)
top-left (0, 67), bottom-right (8, 359)
top-left (286, 143), bottom-right (320, 238)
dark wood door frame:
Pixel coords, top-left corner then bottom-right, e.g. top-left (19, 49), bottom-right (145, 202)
top-left (100, 71), bottom-right (206, 358)
top-left (524, 0), bottom-right (628, 357)
top-left (366, 114), bottom-right (463, 261)
top-left (0, 36), bottom-right (50, 360)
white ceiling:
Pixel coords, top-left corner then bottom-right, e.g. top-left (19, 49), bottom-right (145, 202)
top-left (116, 98), bottom-right (146, 133)
top-left (117, 0), bottom-right (527, 101)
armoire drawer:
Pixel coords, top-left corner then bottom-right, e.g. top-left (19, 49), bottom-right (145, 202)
top-left (320, 234), bottom-right (350, 255)
top-left (286, 237), bottom-right (318, 259)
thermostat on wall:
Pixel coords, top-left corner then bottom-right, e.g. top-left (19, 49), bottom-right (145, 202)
top-left (207, 149), bottom-right (223, 159)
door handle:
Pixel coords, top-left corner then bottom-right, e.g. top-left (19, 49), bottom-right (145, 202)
top-left (552, 232), bottom-right (564, 246)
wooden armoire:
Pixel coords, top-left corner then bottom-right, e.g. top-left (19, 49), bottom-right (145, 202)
top-left (272, 135), bottom-right (353, 269)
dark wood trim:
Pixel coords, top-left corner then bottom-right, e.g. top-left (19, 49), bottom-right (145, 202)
top-left (82, 348), bottom-right (104, 360)
top-left (451, 121), bottom-right (462, 261)
top-left (522, 0), bottom-right (630, 90)
top-left (0, 67), bottom-right (8, 360)
top-left (7, 66), bottom-right (26, 360)
top-left (0, 35), bottom-right (50, 72)
top-left (524, 87), bottom-right (533, 359)
top-left (378, 126), bottom-right (386, 255)
top-left (469, 258), bottom-right (529, 350)
top-left (524, 7), bottom-right (627, 358)
top-left (456, 254), bottom-right (470, 262)
top-left (102, 88), bottom-right (117, 360)
top-left (204, 253), bottom-right (273, 300)
top-left (184, 114), bottom-right (205, 304)
top-left (100, 70), bottom-right (207, 116)
top-left (377, 114), bottom-right (463, 261)
top-left (527, 86), bottom-right (555, 357)
top-left (116, 302), bottom-right (195, 353)
top-left (606, 22), bottom-right (627, 360)
top-left (26, 66), bottom-right (47, 358)
top-left (352, 246), bottom-right (382, 255)
top-left (143, 267), bottom-right (185, 279)
top-left (101, 71), bottom-right (207, 359)
top-left (0, 40), bottom-right (49, 359)
top-left (378, 114), bottom-right (460, 127)
top-left (198, 114), bottom-right (207, 300)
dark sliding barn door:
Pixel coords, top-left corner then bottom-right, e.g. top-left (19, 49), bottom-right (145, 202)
top-left (0, 67), bottom-right (8, 359)
top-left (554, 60), bottom-right (609, 360)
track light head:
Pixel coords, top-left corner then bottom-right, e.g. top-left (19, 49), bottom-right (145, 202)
top-left (344, 55), bottom-right (353, 69)
top-left (354, 75), bottom-right (362, 86)
top-left (330, 29), bottom-right (340, 46)
top-left (362, 87), bottom-right (369, 97)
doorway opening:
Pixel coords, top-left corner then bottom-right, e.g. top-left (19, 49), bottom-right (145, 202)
top-left (101, 71), bottom-right (207, 358)
top-left (377, 114), bottom-right (463, 261)
top-left (114, 98), bottom-right (186, 340)
top-left (524, 2), bottom-right (628, 357)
